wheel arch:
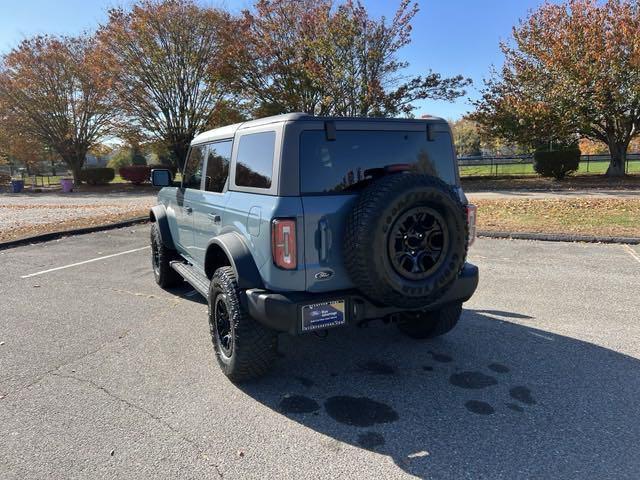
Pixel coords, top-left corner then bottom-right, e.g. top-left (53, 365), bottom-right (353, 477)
top-left (149, 205), bottom-right (176, 250)
top-left (205, 232), bottom-right (264, 289)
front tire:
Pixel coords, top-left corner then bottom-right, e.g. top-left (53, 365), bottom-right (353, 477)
top-left (208, 266), bottom-right (277, 382)
top-left (397, 302), bottom-right (462, 339)
top-left (150, 223), bottom-right (181, 288)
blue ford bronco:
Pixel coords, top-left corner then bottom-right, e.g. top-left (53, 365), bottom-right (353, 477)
top-left (149, 113), bottom-right (478, 382)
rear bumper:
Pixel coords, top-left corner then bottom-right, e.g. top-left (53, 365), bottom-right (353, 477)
top-left (245, 263), bottom-right (479, 335)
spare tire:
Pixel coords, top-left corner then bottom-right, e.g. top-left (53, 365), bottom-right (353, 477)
top-left (344, 173), bottom-right (468, 308)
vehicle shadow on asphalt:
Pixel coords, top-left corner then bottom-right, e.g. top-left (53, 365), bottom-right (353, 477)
top-left (238, 309), bottom-right (640, 479)
top-left (168, 284), bottom-right (207, 304)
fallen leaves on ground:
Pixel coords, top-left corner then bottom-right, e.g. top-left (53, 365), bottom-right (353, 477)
top-left (0, 207), bottom-right (150, 242)
top-left (475, 198), bottom-right (640, 237)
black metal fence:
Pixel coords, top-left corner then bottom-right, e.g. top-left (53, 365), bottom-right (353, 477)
top-left (0, 165), bottom-right (72, 187)
top-left (458, 153), bottom-right (640, 177)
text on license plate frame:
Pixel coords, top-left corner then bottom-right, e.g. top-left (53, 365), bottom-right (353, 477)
top-left (301, 300), bottom-right (346, 332)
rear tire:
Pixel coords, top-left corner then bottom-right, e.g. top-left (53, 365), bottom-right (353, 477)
top-left (208, 266), bottom-right (277, 382)
top-left (150, 223), bottom-right (181, 288)
top-left (397, 302), bottom-right (462, 339)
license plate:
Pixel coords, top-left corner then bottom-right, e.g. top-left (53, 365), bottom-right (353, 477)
top-left (301, 300), bottom-right (346, 332)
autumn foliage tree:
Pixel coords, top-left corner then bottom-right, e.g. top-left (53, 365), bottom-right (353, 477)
top-left (450, 118), bottom-right (483, 157)
top-left (0, 118), bottom-right (42, 172)
top-left (0, 35), bottom-right (117, 183)
top-left (472, 0), bottom-right (640, 176)
top-left (0, 131), bottom-right (49, 173)
top-left (229, 0), bottom-right (470, 117)
top-left (97, 0), bottom-right (236, 170)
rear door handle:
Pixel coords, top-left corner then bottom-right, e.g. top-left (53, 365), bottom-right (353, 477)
top-left (319, 218), bottom-right (331, 261)
top-left (208, 213), bottom-right (221, 224)
top-left (185, 206), bottom-right (193, 214)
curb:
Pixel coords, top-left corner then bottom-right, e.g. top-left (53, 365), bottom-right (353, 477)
top-left (0, 216), bottom-right (149, 251)
top-left (477, 230), bottom-right (640, 245)
top-left (2, 218), bottom-right (638, 250)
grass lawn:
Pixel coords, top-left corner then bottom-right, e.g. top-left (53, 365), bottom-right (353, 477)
top-left (22, 173), bottom-right (180, 187)
top-left (475, 198), bottom-right (640, 238)
top-left (460, 160), bottom-right (640, 177)
top-left (461, 172), bottom-right (640, 192)
top-left (23, 174), bottom-right (129, 186)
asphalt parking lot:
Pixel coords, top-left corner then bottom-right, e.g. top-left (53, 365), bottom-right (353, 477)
top-left (1, 227), bottom-right (640, 479)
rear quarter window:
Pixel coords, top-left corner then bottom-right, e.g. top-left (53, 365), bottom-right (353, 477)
top-left (235, 131), bottom-right (275, 189)
top-left (299, 129), bottom-right (457, 194)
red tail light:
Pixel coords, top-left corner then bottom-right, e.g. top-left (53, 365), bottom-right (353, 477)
top-left (272, 218), bottom-right (297, 269)
top-left (466, 204), bottom-right (477, 246)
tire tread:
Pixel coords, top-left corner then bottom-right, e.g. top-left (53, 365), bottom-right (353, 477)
top-left (209, 266), bottom-right (277, 382)
top-left (150, 223), bottom-right (181, 288)
top-left (344, 174), bottom-right (468, 308)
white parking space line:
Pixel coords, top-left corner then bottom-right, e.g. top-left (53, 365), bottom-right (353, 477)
top-left (622, 245), bottom-right (640, 265)
top-left (21, 246), bottom-right (150, 279)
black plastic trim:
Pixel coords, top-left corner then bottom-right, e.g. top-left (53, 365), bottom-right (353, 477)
top-left (246, 262), bottom-right (479, 335)
top-left (324, 121), bottom-right (336, 141)
top-left (150, 205), bottom-right (176, 250)
top-left (206, 232), bottom-right (264, 289)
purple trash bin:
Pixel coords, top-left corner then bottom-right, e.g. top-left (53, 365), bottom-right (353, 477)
top-left (10, 179), bottom-right (24, 193)
top-left (61, 178), bottom-right (74, 193)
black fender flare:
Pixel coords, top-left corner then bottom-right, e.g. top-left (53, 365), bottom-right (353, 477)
top-left (149, 205), bottom-right (176, 250)
top-left (205, 232), bottom-right (264, 289)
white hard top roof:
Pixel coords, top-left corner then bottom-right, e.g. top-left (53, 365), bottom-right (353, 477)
top-left (191, 112), bottom-right (446, 145)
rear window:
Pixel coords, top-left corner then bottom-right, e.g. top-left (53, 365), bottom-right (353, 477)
top-left (300, 130), bottom-right (457, 194)
top-left (235, 131), bottom-right (275, 189)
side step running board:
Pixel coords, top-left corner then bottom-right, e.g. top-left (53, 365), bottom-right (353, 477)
top-left (170, 261), bottom-right (210, 299)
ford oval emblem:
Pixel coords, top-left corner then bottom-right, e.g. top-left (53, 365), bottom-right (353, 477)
top-left (315, 270), bottom-right (333, 280)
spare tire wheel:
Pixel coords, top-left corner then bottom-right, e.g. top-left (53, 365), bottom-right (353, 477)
top-left (344, 173), bottom-right (468, 308)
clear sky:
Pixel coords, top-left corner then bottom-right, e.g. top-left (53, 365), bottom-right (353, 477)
top-left (0, 0), bottom-right (554, 120)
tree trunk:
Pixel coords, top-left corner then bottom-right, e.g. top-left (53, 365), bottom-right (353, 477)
top-left (170, 142), bottom-right (190, 172)
top-left (66, 153), bottom-right (86, 185)
top-left (71, 163), bottom-right (83, 185)
top-left (606, 141), bottom-right (627, 177)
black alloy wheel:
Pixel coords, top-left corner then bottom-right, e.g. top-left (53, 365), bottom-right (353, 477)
top-left (388, 206), bottom-right (448, 281)
top-left (151, 236), bottom-right (161, 276)
top-left (214, 293), bottom-right (233, 358)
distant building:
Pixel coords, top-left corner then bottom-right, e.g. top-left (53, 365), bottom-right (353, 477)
top-left (84, 154), bottom-right (108, 168)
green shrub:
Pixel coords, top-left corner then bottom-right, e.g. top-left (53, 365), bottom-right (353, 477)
top-left (533, 149), bottom-right (580, 179)
top-left (79, 167), bottom-right (115, 185)
top-left (119, 165), bottom-right (151, 184)
top-left (131, 148), bottom-right (147, 166)
top-left (107, 148), bottom-right (133, 170)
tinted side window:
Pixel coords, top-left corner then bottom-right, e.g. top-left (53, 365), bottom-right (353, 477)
top-left (235, 131), bottom-right (275, 189)
top-left (205, 140), bottom-right (232, 193)
top-left (182, 145), bottom-right (206, 189)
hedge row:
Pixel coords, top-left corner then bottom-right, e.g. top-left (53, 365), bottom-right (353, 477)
top-left (79, 168), bottom-right (115, 185)
top-left (119, 165), bottom-right (177, 184)
top-left (77, 165), bottom-right (176, 185)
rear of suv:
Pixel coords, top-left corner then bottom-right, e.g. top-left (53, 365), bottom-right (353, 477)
top-left (150, 113), bottom-right (478, 382)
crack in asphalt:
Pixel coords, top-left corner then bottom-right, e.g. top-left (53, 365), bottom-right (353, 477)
top-left (111, 287), bottom-right (160, 299)
top-left (2, 340), bottom-right (116, 400)
top-left (1, 294), bottom-right (189, 402)
top-left (50, 372), bottom-right (224, 479)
